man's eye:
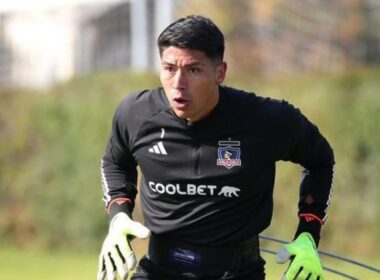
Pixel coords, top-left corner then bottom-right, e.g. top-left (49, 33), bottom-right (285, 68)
top-left (163, 66), bottom-right (175, 72)
top-left (188, 68), bottom-right (200, 73)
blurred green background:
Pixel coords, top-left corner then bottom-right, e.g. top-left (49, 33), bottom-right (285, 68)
top-left (1, 68), bottom-right (379, 279)
top-left (1, 0), bottom-right (380, 279)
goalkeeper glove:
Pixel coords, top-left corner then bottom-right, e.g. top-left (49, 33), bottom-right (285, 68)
top-left (97, 213), bottom-right (150, 280)
top-left (276, 232), bottom-right (324, 280)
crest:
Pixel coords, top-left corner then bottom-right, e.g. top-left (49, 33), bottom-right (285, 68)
top-left (217, 141), bottom-right (242, 169)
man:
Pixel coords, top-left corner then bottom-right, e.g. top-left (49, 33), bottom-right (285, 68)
top-left (97, 15), bottom-right (334, 280)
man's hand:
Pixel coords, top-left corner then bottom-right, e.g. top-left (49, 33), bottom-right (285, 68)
top-left (276, 232), bottom-right (324, 280)
top-left (97, 213), bottom-right (151, 280)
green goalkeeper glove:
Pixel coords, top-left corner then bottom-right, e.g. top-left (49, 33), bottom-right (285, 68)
top-left (97, 213), bottom-right (150, 280)
top-left (276, 232), bottom-right (324, 280)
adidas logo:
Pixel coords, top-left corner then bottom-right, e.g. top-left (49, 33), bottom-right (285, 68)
top-left (304, 216), bottom-right (316, 222)
top-left (300, 213), bottom-right (323, 224)
top-left (149, 141), bottom-right (167, 155)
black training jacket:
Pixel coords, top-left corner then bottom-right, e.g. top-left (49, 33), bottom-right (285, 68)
top-left (101, 86), bottom-right (335, 246)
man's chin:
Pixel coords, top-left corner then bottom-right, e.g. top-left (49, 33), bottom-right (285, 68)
top-left (172, 109), bottom-right (189, 119)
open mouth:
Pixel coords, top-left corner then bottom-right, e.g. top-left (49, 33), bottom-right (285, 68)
top-left (173, 97), bottom-right (190, 109)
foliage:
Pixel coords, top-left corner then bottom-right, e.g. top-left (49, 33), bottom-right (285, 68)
top-left (0, 68), bottom-right (379, 265)
top-left (231, 67), bottom-right (380, 259)
top-left (177, 0), bottom-right (380, 75)
top-left (0, 70), bottom-right (159, 250)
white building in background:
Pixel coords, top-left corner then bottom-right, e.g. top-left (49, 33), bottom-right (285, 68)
top-left (0, 0), bottom-right (175, 89)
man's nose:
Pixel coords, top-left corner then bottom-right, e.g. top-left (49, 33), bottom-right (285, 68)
top-left (173, 70), bottom-right (186, 90)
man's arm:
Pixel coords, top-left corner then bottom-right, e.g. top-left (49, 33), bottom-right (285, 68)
top-left (100, 100), bottom-right (139, 221)
top-left (275, 101), bottom-right (334, 280)
top-left (98, 98), bottom-right (150, 280)
top-left (277, 101), bottom-right (335, 245)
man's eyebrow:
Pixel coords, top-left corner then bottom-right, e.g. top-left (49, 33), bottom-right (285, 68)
top-left (161, 61), bottom-right (205, 66)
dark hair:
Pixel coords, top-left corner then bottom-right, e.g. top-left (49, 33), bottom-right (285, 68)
top-left (157, 15), bottom-right (225, 62)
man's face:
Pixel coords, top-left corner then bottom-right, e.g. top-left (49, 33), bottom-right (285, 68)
top-left (160, 46), bottom-right (227, 123)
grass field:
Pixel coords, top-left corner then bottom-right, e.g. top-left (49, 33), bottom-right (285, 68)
top-left (0, 247), bottom-right (97, 280)
top-left (1, 245), bottom-right (379, 279)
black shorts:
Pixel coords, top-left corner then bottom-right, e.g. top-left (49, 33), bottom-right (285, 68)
top-left (131, 234), bottom-right (266, 280)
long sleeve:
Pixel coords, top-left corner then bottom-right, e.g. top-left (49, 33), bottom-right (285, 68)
top-left (277, 102), bottom-right (335, 245)
top-left (101, 99), bottom-right (138, 221)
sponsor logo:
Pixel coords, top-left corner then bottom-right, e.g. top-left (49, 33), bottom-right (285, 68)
top-left (217, 140), bottom-right (242, 169)
top-left (148, 181), bottom-right (240, 197)
top-left (218, 186), bottom-right (240, 197)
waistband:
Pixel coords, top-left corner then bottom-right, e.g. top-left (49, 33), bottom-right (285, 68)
top-left (147, 233), bottom-right (260, 272)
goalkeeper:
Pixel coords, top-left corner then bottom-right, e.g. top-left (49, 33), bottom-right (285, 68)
top-left (97, 15), bottom-right (335, 280)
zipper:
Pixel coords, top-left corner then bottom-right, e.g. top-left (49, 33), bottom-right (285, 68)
top-left (194, 140), bottom-right (201, 176)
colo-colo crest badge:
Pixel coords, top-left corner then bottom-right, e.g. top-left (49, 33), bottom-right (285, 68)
top-left (217, 140), bottom-right (242, 169)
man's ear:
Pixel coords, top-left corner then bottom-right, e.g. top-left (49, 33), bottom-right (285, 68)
top-left (216, 62), bottom-right (227, 85)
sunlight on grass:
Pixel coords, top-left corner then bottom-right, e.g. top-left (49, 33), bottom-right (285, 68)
top-left (1, 246), bottom-right (379, 280)
top-left (0, 247), bottom-right (97, 280)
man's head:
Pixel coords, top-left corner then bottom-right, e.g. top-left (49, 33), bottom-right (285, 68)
top-left (157, 15), bottom-right (225, 63)
top-left (158, 15), bottom-right (227, 123)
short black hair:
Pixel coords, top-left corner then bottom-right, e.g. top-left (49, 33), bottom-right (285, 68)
top-left (157, 15), bottom-right (225, 62)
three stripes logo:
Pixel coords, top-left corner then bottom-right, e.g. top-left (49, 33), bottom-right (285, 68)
top-left (304, 216), bottom-right (316, 222)
top-left (149, 128), bottom-right (167, 155)
top-left (149, 141), bottom-right (167, 155)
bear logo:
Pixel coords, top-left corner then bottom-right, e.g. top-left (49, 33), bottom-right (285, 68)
top-left (218, 186), bottom-right (240, 197)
